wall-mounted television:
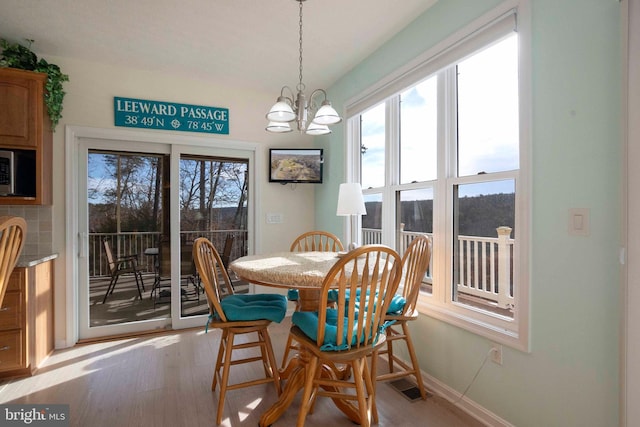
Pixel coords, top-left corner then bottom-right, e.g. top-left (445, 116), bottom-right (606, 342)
top-left (269, 148), bottom-right (324, 184)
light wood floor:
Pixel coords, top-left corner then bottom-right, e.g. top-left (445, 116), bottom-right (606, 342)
top-left (0, 318), bottom-right (484, 427)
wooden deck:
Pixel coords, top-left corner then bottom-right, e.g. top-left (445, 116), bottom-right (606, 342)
top-left (89, 273), bottom-right (213, 326)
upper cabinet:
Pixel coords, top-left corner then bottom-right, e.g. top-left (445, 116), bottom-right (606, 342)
top-left (0, 68), bottom-right (52, 205)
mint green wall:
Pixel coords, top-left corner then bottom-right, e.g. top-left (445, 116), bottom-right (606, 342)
top-left (316, 0), bottom-right (622, 425)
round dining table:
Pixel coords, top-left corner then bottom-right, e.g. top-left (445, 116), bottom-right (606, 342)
top-left (229, 250), bottom-right (343, 311)
top-left (228, 250), bottom-right (362, 427)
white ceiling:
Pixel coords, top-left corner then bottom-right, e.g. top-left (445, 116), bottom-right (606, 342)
top-left (0, 0), bottom-right (438, 94)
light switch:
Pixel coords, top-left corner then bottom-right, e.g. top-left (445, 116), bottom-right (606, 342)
top-left (568, 208), bottom-right (590, 236)
top-left (573, 214), bottom-right (584, 230)
top-left (266, 213), bottom-right (283, 224)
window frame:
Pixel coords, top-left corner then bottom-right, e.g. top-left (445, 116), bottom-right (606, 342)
top-left (345, 1), bottom-right (530, 351)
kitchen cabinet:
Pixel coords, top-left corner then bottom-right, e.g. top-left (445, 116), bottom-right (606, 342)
top-left (0, 258), bottom-right (55, 378)
top-left (0, 68), bottom-right (53, 205)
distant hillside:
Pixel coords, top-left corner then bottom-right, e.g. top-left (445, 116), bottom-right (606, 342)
top-left (363, 193), bottom-right (515, 238)
top-left (89, 204), bottom-right (244, 233)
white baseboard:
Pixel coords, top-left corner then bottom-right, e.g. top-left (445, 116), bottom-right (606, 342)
top-left (379, 353), bottom-right (514, 427)
top-left (423, 371), bottom-right (514, 427)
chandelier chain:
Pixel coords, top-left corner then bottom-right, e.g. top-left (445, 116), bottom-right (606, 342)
top-left (265, 0), bottom-right (341, 134)
top-left (297, 0), bottom-right (305, 92)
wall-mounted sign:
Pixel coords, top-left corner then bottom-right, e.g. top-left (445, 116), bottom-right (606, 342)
top-left (114, 97), bottom-right (229, 135)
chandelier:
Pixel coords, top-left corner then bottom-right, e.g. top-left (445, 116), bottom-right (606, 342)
top-left (266, 0), bottom-right (342, 135)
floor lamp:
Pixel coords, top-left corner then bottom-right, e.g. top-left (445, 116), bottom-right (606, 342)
top-left (336, 183), bottom-right (366, 251)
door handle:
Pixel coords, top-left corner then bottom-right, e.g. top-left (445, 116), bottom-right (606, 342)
top-left (79, 232), bottom-right (88, 259)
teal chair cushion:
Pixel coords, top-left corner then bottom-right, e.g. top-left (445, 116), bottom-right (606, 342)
top-left (386, 294), bottom-right (407, 315)
top-left (292, 309), bottom-right (354, 351)
top-left (292, 308), bottom-right (384, 351)
top-left (220, 293), bottom-right (287, 323)
top-left (327, 289), bottom-right (407, 315)
top-left (287, 288), bottom-right (300, 301)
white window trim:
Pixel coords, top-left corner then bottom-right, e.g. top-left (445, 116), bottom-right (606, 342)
top-left (345, 0), bottom-right (531, 351)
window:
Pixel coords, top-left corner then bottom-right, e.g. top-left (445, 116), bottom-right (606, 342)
top-left (361, 103), bottom-right (386, 189)
top-left (349, 9), bottom-right (529, 348)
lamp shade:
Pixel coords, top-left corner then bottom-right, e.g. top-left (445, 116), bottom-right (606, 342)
top-left (305, 122), bottom-right (331, 135)
top-left (336, 183), bottom-right (366, 216)
top-left (312, 101), bottom-right (342, 125)
top-left (266, 121), bottom-right (293, 133)
top-left (266, 97), bottom-right (296, 122)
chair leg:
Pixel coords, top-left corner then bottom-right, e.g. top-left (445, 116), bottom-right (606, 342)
top-left (133, 272), bottom-right (144, 300)
top-left (212, 330), bottom-right (227, 392)
top-left (369, 350), bottom-right (379, 424)
top-left (216, 330), bottom-right (235, 425)
top-left (110, 275), bottom-right (120, 294)
top-left (387, 327), bottom-right (395, 373)
top-left (102, 275), bottom-right (118, 303)
top-left (403, 322), bottom-right (427, 400)
top-left (352, 358), bottom-right (370, 427)
top-left (261, 329), bottom-right (282, 394)
top-left (256, 330), bottom-right (271, 378)
top-left (280, 334), bottom-right (296, 369)
top-left (296, 356), bottom-right (319, 427)
top-left (137, 270), bottom-right (146, 292)
top-left (307, 359), bottom-right (324, 415)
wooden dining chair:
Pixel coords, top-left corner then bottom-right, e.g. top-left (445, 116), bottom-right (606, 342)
top-left (289, 230), bottom-right (344, 253)
top-left (192, 237), bottom-right (287, 425)
top-left (281, 230), bottom-right (345, 368)
top-left (0, 216), bottom-right (26, 309)
top-left (289, 244), bottom-right (402, 427)
top-left (376, 234), bottom-right (432, 399)
top-left (102, 238), bottom-right (145, 303)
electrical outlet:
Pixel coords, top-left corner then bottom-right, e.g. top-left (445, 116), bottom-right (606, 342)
top-left (490, 344), bottom-right (503, 365)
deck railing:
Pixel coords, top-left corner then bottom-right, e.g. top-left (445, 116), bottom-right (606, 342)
top-left (363, 227), bottom-right (514, 309)
top-left (92, 227), bottom-right (514, 309)
top-left (90, 230), bottom-right (248, 277)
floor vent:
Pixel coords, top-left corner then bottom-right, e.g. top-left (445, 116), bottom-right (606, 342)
top-left (388, 378), bottom-right (423, 402)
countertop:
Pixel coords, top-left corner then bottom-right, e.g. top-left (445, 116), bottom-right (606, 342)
top-left (16, 253), bottom-right (58, 268)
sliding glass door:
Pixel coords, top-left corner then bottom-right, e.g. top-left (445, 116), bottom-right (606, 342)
top-left (176, 154), bottom-right (248, 319)
top-left (77, 137), bottom-right (252, 339)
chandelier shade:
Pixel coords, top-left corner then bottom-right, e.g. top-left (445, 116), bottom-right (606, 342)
top-left (305, 121), bottom-right (331, 136)
top-left (266, 0), bottom-right (342, 135)
top-left (266, 96), bottom-right (296, 122)
top-left (266, 121), bottom-right (293, 133)
top-left (312, 101), bottom-right (342, 125)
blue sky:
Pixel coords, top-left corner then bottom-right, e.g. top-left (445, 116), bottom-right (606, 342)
top-left (360, 34), bottom-right (518, 199)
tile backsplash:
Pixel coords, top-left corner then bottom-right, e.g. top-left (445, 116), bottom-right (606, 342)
top-left (0, 206), bottom-right (53, 255)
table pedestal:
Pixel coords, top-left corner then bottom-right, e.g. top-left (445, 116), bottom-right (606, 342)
top-left (259, 349), bottom-right (361, 427)
top-left (229, 252), bottom-right (362, 425)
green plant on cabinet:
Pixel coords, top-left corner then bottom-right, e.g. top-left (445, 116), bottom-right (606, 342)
top-left (0, 38), bottom-right (69, 130)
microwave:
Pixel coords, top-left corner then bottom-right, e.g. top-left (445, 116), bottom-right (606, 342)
top-left (0, 150), bottom-right (36, 197)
